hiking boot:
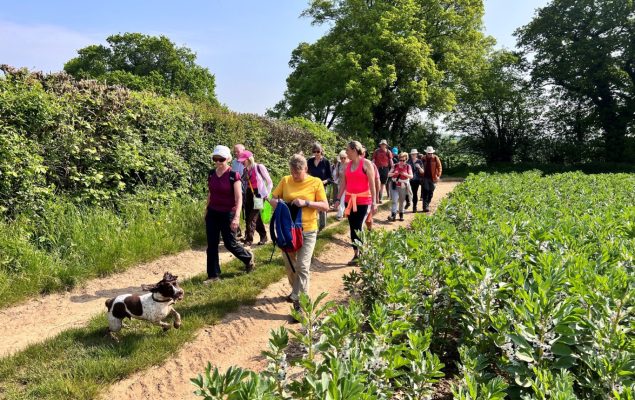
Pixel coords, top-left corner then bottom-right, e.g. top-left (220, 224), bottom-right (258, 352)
top-left (388, 212), bottom-right (396, 221)
top-left (413, 207), bottom-right (417, 213)
top-left (257, 237), bottom-right (267, 246)
top-left (203, 276), bottom-right (221, 285)
top-left (405, 201), bottom-right (410, 209)
top-left (347, 256), bottom-right (359, 266)
top-left (245, 256), bottom-right (255, 273)
top-left (399, 212), bottom-right (404, 221)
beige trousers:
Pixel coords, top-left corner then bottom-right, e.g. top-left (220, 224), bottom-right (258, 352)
top-left (281, 230), bottom-right (318, 301)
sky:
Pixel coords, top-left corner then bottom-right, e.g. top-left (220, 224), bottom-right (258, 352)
top-left (0, 0), bottom-right (549, 115)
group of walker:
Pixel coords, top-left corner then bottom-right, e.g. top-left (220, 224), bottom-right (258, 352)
top-left (204, 139), bottom-right (441, 321)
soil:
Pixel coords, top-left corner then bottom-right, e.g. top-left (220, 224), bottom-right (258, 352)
top-left (0, 182), bottom-right (459, 398)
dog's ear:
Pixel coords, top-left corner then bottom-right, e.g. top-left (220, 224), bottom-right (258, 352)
top-left (141, 284), bottom-right (157, 292)
top-left (163, 272), bottom-right (178, 282)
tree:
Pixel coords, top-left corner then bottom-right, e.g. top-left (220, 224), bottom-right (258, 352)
top-left (448, 50), bottom-right (544, 164)
top-left (64, 33), bottom-right (217, 104)
top-left (274, 0), bottom-right (489, 142)
top-left (516, 0), bottom-right (635, 162)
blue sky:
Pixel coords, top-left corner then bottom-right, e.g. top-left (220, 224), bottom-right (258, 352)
top-left (0, 0), bottom-right (548, 114)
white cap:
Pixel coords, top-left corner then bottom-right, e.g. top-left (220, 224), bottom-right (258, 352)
top-left (410, 148), bottom-right (419, 154)
top-left (212, 145), bottom-right (232, 160)
top-left (425, 146), bottom-right (435, 154)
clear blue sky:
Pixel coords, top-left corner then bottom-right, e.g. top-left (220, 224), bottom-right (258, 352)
top-left (0, 0), bottom-right (548, 114)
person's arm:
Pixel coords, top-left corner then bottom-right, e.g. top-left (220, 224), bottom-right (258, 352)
top-left (436, 156), bottom-right (442, 179)
top-left (388, 164), bottom-right (397, 177)
top-left (404, 164), bottom-right (413, 180)
top-left (365, 159), bottom-right (377, 211)
top-left (335, 169), bottom-right (347, 202)
top-left (231, 177), bottom-right (242, 232)
top-left (269, 178), bottom-right (284, 208)
top-left (324, 159), bottom-right (332, 183)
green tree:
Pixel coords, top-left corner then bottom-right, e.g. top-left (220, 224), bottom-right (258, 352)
top-left (275, 0), bottom-right (489, 142)
top-left (64, 33), bottom-right (217, 104)
top-left (448, 50), bottom-right (544, 163)
top-left (516, 0), bottom-right (635, 162)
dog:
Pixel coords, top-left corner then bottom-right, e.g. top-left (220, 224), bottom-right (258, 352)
top-left (105, 272), bottom-right (184, 340)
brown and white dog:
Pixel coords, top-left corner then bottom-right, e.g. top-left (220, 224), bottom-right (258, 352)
top-left (105, 272), bottom-right (184, 339)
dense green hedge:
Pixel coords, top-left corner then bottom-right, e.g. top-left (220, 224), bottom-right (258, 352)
top-left (0, 65), bottom-right (339, 218)
top-left (0, 66), bottom-right (340, 305)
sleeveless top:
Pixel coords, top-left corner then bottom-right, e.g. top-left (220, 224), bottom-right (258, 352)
top-left (344, 160), bottom-right (372, 206)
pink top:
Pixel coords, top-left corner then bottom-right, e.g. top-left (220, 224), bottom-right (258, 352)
top-left (344, 160), bottom-right (372, 205)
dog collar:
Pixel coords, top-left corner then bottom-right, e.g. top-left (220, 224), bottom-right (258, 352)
top-left (152, 294), bottom-right (174, 303)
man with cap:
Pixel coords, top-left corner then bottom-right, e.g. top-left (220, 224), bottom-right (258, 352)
top-left (372, 139), bottom-right (393, 202)
top-left (407, 149), bottom-right (425, 213)
top-left (421, 146), bottom-right (442, 212)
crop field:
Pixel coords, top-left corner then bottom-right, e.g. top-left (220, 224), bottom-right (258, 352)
top-left (193, 171), bottom-right (634, 399)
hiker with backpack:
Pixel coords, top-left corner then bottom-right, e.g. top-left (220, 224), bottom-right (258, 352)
top-left (269, 154), bottom-right (329, 319)
top-left (334, 141), bottom-right (377, 266)
top-left (204, 145), bottom-right (255, 284)
top-left (237, 150), bottom-right (273, 247)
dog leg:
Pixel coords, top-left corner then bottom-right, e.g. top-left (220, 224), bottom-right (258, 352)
top-left (169, 308), bottom-right (182, 329)
top-left (157, 321), bottom-right (171, 331)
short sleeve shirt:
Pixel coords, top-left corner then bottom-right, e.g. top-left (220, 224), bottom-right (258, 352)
top-left (272, 175), bottom-right (327, 232)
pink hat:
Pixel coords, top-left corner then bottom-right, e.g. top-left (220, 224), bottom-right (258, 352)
top-left (237, 150), bottom-right (253, 162)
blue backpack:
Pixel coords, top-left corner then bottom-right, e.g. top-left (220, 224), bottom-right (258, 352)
top-left (269, 201), bottom-right (303, 272)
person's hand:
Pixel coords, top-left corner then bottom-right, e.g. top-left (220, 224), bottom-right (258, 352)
top-left (322, 179), bottom-right (328, 185)
top-left (292, 198), bottom-right (306, 207)
top-left (372, 202), bottom-right (378, 212)
top-left (230, 217), bottom-right (239, 232)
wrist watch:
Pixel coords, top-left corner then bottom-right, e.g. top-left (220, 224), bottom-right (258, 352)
top-left (305, 199), bottom-right (310, 207)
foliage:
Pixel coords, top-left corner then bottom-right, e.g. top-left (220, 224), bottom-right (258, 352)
top-left (347, 171), bottom-right (634, 397)
top-left (448, 50), bottom-right (545, 163)
top-left (0, 66), bottom-right (338, 218)
top-left (516, 0), bottom-right (635, 162)
top-left (63, 33), bottom-right (218, 104)
top-left (192, 292), bottom-right (444, 399)
top-left (273, 0), bottom-right (490, 142)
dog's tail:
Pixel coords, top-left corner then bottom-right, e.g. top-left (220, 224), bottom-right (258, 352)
top-left (105, 298), bottom-right (114, 311)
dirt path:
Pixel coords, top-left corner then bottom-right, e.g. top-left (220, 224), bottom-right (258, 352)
top-left (102, 181), bottom-right (459, 400)
top-left (0, 234), bottom-right (244, 357)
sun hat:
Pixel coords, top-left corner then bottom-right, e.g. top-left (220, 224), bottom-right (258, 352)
top-left (212, 145), bottom-right (231, 160)
top-left (236, 150), bottom-right (253, 162)
top-left (379, 139), bottom-right (388, 145)
top-left (392, 147), bottom-right (398, 155)
top-left (410, 148), bottom-right (419, 154)
top-left (425, 146), bottom-right (435, 154)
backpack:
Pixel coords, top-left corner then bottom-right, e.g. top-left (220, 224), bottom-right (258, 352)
top-left (269, 201), bottom-right (303, 272)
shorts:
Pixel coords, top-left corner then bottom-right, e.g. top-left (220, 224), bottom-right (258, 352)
top-left (378, 166), bottom-right (390, 184)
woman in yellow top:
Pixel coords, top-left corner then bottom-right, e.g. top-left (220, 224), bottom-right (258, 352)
top-left (269, 154), bottom-right (329, 320)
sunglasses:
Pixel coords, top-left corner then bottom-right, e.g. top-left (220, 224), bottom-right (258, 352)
top-left (212, 157), bottom-right (226, 162)
top-left (399, 158), bottom-right (407, 161)
top-left (313, 150), bottom-right (321, 154)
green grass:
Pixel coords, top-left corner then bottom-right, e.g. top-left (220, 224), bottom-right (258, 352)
top-left (0, 195), bottom-right (206, 308)
top-left (0, 212), bottom-right (359, 400)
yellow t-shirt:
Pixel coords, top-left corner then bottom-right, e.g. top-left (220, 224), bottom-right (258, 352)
top-left (272, 175), bottom-right (327, 232)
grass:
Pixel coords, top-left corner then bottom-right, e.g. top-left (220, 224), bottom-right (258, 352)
top-left (0, 195), bottom-right (206, 308)
top-left (0, 209), bottom-right (360, 400)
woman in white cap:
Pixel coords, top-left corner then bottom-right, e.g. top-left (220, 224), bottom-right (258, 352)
top-left (204, 145), bottom-right (254, 283)
top-left (421, 146), bottom-right (443, 212)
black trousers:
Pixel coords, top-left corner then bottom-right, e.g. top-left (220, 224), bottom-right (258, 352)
top-left (206, 208), bottom-right (252, 278)
top-left (346, 204), bottom-right (369, 251)
top-left (410, 180), bottom-right (421, 210)
top-left (421, 178), bottom-right (436, 208)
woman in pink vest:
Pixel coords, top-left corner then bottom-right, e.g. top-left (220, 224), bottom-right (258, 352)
top-left (334, 141), bottom-right (377, 265)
